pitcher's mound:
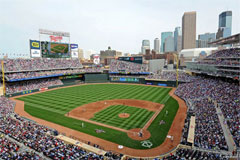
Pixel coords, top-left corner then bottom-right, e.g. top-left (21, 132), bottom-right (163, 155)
top-left (127, 128), bottom-right (151, 140)
top-left (118, 113), bottom-right (130, 118)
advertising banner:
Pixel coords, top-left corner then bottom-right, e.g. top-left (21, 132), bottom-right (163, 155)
top-left (39, 88), bottom-right (48, 91)
top-left (30, 40), bottom-right (41, 57)
top-left (30, 40), bottom-right (40, 49)
top-left (31, 49), bottom-right (41, 58)
top-left (22, 90), bottom-right (33, 95)
top-left (110, 77), bottom-right (139, 82)
top-left (70, 44), bottom-right (78, 58)
top-left (118, 56), bottom-right (143, 64)
top-left (93, 54), bottom-right (100, 64)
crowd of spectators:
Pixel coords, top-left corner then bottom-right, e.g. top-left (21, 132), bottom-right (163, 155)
top-left (6, 78), bottom-right (63, 94)
top-left (5, 68), bottom-right (103, 81)
top-left (146, 70), bottom-right (198, 82)
top-left (160, 148), bottom-right (229, 160)
top-left (82, 67), bottom-right (103, 73)
top-left (179, 97), bottom-right (228, 150)
top-left (1, 58), bottom-right (83, 72)
top-left (197, 59), bottom-right (240, 66)
top-left (0, 96), bottom-right (42, 159)
top-left (206, 48), bottom-right (240, 59)
top-left (0, 135), bottom-right (42, 160)
top-left (175, 78), bottom-right (240, 148)
top-left (193, 99), bottom-right (228, 150)
top-left (189, 48), bottom-right (240, 69)
top-left (126, 148), bottom-right (229, 160)
top-left (110, 60), bottom-right (149, 73)
top-left (5, 69), bottom-right (83, 80)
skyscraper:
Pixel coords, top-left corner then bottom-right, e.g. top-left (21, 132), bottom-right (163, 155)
top-left (219, 11), bottom-right (232, 29)
top-left (141, 40), bottom-right (150, 54)
top-left (197, 32), bottom-right (216, 48)
top-left (174, 27), bottom-right (182, 52)
top-left (161, 32), bottom-right (173, 52)
top-left (216, 11), bottom-right (232, 39)
top-left (154, 38), bottom-right (160, 53)
top-left (182, 11), bottom-right (196, 49)
top-left (78, 48), bottom-right (84, 60)
top-left (164, 36), bottom-right (175, 52)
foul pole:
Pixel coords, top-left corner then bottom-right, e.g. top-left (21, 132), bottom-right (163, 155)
top-left (174, 54), bottom-right (179, 88)
top-left (1, 61), bottom-right (5, 96)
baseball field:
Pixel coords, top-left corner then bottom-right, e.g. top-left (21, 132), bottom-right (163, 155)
top-left (14, 83), bottom-right (186, 157)
top-left (50, 43), bottom-right (69, 53)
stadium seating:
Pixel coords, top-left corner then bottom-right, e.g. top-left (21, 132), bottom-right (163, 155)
top-left (175, 78), bottom-right (240, 148)
top-left (0, 48), bottom-right (239, 159)
top-left (187, 48), bottom-right (240, 78)
top-left (6, 78), bottom-right (63, 94)
top-left (2, 58), bottom-right (83, 72)
top-left (146, 70), bottom-right (198, 82)
top-left (160, 148), bottom-right (228, 160)
top-left (207, 48), bottom-right (240, 58)
top-left (110, 59), bottom-right (149, 73)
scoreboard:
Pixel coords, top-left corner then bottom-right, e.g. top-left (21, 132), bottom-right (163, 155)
top-left (118, 56), bottom-right (142, 64)
top-left (41, 41), bottom-right (70, 58)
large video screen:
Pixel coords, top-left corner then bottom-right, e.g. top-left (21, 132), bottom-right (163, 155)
top-left (41, 41), bottom-right (70, 58)
top-left (50, 43), bottom-right (69, 54)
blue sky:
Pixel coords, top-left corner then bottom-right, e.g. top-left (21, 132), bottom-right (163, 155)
top-left (0, 0), bottom-right (239, 56)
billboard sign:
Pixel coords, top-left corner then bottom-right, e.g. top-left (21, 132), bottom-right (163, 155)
top-left (118, 56), bottom-right (143, 64)
top-left (70, 44), bottom-right (78, 49)
top-left (50, 35), bottom-right (63, 42)
top-left (70, 44), bottom-right (78, 58)
top-left (30, 40), bottom-right (40, 49)
top-left (31, 49), bottom-right (41, 58)
top-left (30, 40), bottom-right (41, 57)
top-left (93, 54), bottom-right (100, 64)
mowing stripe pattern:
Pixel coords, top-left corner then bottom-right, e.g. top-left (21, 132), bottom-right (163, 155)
top-left (17, 84), bottom-right (179, 149)
top-left (90, 105), bottom-right (154, 130)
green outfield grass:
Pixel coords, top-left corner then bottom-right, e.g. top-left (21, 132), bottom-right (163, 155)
top-left (17, 84), bottom-right (179, 149)
top-left (51, 45), bottom-right (68, 53)
top-left (91, 105), bottom-right (154, 130)
top-left (54, 45), bottom-right (65, 50)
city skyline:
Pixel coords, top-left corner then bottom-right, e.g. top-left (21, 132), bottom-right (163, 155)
top-left (0, 0), bottom-right (239, 56)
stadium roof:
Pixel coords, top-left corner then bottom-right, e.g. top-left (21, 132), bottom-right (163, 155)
top-left (209, 33), bottom-right (240, 45)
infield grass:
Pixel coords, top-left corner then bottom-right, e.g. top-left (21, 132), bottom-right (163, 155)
top-left (17, 84), bottom-right (179, 149)
top-left (91, 105), bottom-right (154, 130)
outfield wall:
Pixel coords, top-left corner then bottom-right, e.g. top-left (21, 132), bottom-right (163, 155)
top-left (109, 76), bottom-right (184, 87)
top-left (145, 80), bottom-right (185, 87)
top-left (84, 74), bottom-right (109, 83)
top-left (109, 77), bottom-right (145, 84)
top-left (5, 73), bottom-right (185, 97)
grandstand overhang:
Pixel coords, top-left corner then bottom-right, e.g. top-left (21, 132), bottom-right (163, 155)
top-left (209, 33), bottom-right (240, 45)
